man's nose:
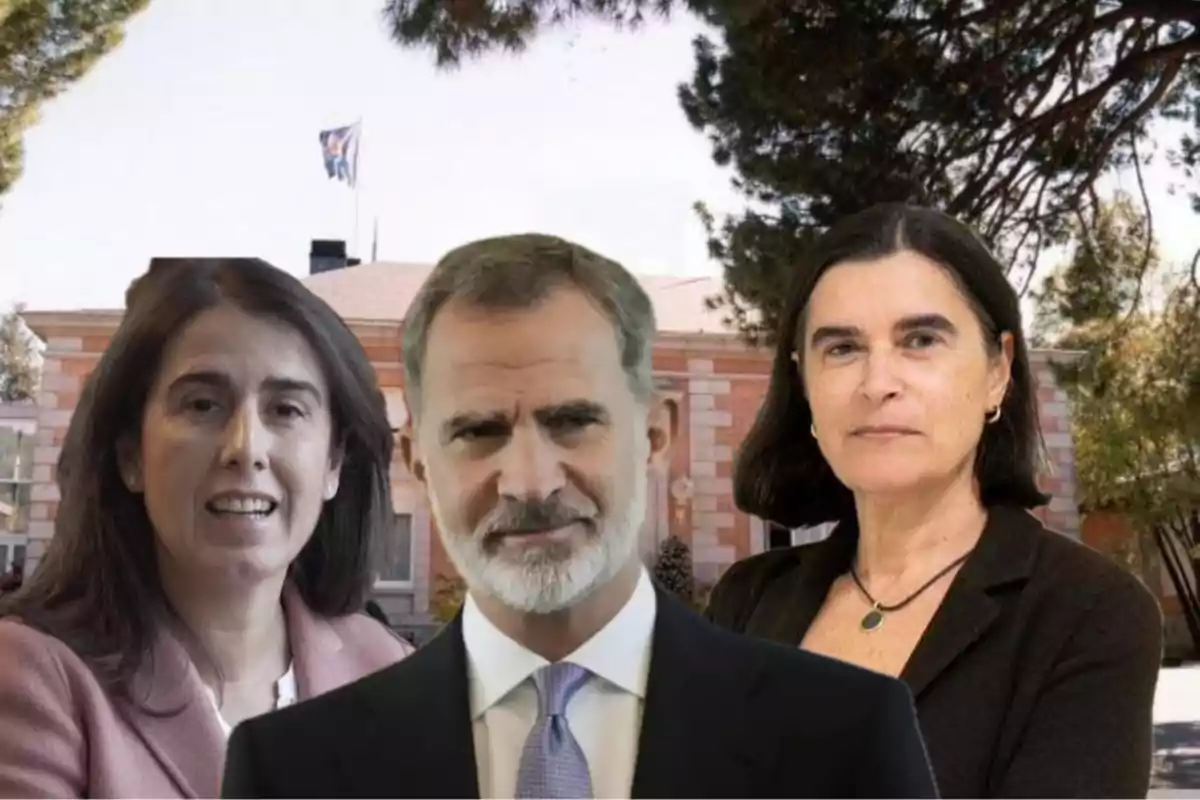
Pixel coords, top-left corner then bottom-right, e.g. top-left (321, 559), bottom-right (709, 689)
top-left (495, 426), bottom-right (566, 502)
top-left (219, 403), bottom-right (269, 472)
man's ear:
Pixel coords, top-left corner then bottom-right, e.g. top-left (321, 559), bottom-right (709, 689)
top-left (646, 396), bottom-right (676, 472)
top-left (116, 435), bottom-right (144, 493)
top-left (399, 422), bottom-right (426, 485)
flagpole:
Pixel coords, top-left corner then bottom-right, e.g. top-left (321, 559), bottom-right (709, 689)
top-left (353, 117), bottom-right (362, 258)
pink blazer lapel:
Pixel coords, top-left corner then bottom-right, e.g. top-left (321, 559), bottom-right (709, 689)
top-left (283, 583), bottom-right (354, 698)
top-left (117, 629), bottom-right (226, 798)
top-left (110, 588), bottom-right (395, 798)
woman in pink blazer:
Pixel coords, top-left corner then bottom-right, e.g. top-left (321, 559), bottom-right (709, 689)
top-left (0, 257), bottom-right (414, 798)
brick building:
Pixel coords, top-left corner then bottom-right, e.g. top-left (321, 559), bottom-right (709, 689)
top-left (1081, 510), bottom-right (1191, 658)
top-left (18, 255), bottom-right (1082, 630)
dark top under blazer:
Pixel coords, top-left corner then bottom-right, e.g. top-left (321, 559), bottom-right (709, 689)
top-left (222, 583), bottom-right (938, 799)
top-left (704, 506), bottom-right (1164, 799)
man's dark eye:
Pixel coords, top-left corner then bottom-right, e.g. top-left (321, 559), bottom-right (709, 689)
top-left (456, 422), bottom-right (507, 441)
top-left (547, 414), bottom-right (598, 432)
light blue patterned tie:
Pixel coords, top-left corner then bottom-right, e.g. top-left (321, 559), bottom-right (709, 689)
top-left (514, 662), bottom-right (594, 799)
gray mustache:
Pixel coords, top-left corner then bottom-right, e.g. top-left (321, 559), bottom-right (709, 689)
top-left (483, 499), bottom-right (588, 535)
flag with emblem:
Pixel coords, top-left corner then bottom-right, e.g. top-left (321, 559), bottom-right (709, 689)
top-left (318, 122), bottom-right (360, 188)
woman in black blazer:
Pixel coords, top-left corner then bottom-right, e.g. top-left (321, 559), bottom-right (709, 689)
top-left (706, 203), bottom-right (1163, 798)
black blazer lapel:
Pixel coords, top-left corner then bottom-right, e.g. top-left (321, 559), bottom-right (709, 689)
top-left (631, 586), bottom-right (767, 799)
top-left (346, 615), bottom-right (480, 799)
top-left (749, 524), bottom-right (856, 647)
top-left (901, 507), bottom-right (1040, 698)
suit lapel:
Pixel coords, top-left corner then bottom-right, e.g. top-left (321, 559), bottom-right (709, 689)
top-left (632, 587), bottom-right (766, 798)
top-left (901, 507), bottom-right (1040, 697)
top-left (345, 615), bottom-right (480, 799)
top-left (117, 629), bottom-right (226, 798)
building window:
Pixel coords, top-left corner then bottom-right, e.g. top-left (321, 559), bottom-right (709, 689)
top-left (0, 537), bottom-right (26, 573)
top-left (0, 427), bottom-right (33, 534)
top-left (0, 428), bottom-right (33, 482)
top-left (375, 512), bottom-right (413, 587)
top-left (0, 480), bottom-right (31, 533)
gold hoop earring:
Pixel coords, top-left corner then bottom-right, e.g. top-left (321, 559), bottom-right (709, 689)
top-left (986, 406), bottom-right (1002, 424)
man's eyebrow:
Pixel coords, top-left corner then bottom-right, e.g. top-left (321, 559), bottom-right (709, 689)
top-left (534, 400), bottom-right (610, 424)
top-left (439, 410), bottom-right (509, 442)
top-left (437, 400), bottom-right (611, 442)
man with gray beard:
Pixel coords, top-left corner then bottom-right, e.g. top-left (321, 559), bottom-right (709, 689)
top-left (222, 234), bottom-right (937, 799)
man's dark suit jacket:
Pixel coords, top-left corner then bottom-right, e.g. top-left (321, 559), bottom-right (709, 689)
top-left (705, 506), bottom-right (1164, 799)
top-left (222, 584), bottom-right (938, 799)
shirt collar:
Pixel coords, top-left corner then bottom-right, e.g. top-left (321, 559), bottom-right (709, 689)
top-left (462, 568), bottom-right (658, 719)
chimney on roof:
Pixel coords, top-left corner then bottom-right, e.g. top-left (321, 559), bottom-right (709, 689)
top-left (309, 240), bottom-right (360, 275)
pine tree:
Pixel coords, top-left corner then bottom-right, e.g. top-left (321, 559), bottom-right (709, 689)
top-left (384, 0), bottom-right (1200, 343)
top-left (1035, 197), bottom-right (1200, 656)
top-left (1, 0), bottom-right (152, 200)
top-left (0, 304), bottom-right (39, 403)
top-left (652, 535), bottom-right (694, 604)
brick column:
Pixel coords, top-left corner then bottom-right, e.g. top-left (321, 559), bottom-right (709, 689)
top-left (26, 330), bottom-right (98, 573)
top-left (686, 357), bottom-right (738, 582)
top-left (358, 322), bottom-right (431, 621)
top-left (1029, 351), bottom-right (1081, 538)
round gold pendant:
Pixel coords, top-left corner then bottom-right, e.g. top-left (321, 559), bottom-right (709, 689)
top-left (860, 609), bottom-right (885, 632)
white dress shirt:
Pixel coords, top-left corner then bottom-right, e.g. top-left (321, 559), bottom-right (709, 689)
top-left (204, 663), bottom-right (298, 738)
top-left (463, 569), bottom-right (658, 800)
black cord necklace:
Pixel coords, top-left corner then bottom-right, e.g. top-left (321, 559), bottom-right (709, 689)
top-left (850, 551), bottom-right (972, 633)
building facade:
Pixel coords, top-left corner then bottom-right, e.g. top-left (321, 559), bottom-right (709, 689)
top-left (19, 260), bottom-right (1083, 629)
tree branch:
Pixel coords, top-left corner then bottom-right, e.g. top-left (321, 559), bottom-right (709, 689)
top-left (1016, 31), bottom-right (1200, 139)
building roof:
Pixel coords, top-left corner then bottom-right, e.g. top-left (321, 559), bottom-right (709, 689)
top-left (20, 261), bottom-right (738, 337)
top-left (302, 261), bottom-right (734, 334)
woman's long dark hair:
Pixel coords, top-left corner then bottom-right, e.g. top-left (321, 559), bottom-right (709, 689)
top-left (733, 203), bottom-right (1048, 528)
top-left (0, 258), bottom-right (395, 701)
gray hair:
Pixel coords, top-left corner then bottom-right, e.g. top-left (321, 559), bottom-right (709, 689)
top-left (402, 233), bottom-right (657, 417)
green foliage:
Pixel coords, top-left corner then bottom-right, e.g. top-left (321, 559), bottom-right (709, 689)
top-left (1, 0), bottom-right (152, 199)
top-left (1030, 194), bottom-right (1160, 347)
top-left (431, 573), bottom-right (467, 624)
top-left (384, 0), bottom-right (1200, 343)
top-left (1035, 197), bottom-right (1200, 652)
top-left (1036, 201), bottom-right (1199, 529)
top-left (382, 0), bottom-right (690, 68)
top-left (0, 304), bottom-right (38, 403)
top-left (652, 534), bottom-right (694, 603)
